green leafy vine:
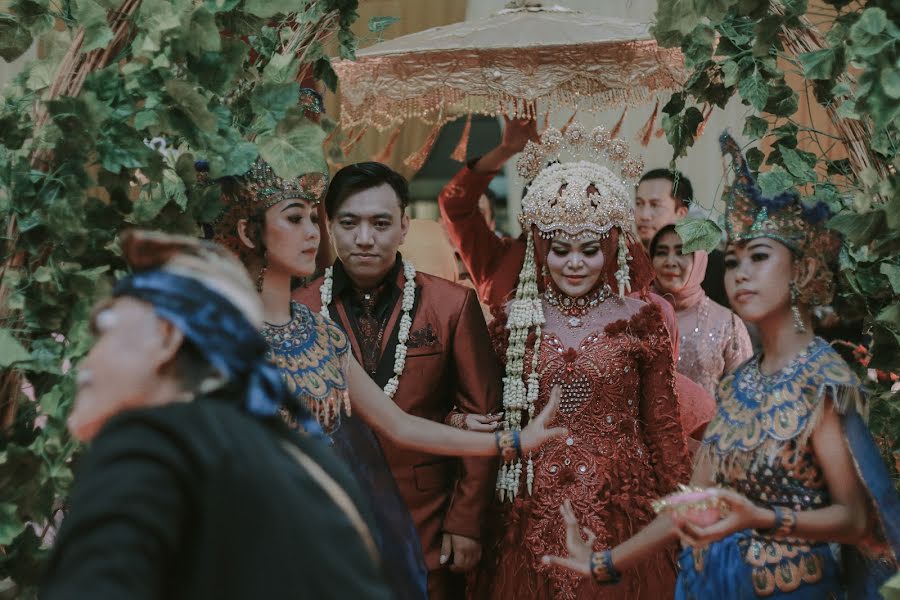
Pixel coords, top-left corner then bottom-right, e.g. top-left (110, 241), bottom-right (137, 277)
top-left (0, 0), bottom-right (360, 594)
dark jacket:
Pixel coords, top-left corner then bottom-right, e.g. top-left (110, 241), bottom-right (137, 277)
top-left (42, 397), bottom-right (391, 600)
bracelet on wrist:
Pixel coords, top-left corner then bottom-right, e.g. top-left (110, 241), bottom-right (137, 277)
top-left (494, 430), bottom-right (521, 462)
top-left (757, 505), bottom-right (796, 537)
top-left (589, 550), bottom-right (620, 585)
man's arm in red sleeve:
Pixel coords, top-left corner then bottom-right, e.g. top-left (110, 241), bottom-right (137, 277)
top-left (438, 118), bottom-right (540, 305)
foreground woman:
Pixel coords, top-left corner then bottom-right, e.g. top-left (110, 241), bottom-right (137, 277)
top-left (544, 133), bottom-right (899, 599)
top-left (466, 124), bottom-right (693, 599)
top-left (650, 224), bottom-right (752, 397)
top-left (43, 231), bottom-right (392, 599)
top-left (205, 159), bottom-right (564, 599)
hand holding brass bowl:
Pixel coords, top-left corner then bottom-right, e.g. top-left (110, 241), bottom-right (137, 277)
top-left (651, 485), bottom-right (728, 527)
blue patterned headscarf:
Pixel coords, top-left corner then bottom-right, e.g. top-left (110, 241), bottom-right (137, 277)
top-left (113, 268), bottom-right (321, 435)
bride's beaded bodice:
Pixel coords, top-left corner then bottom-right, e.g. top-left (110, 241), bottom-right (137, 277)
top-left (499, 302), bottom-right (691, 600)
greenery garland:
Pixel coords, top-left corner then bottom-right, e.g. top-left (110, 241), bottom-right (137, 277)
top-left (0, 0), bottom-right (363, 594)
top-left (654, 0), bottom-right (898, 484)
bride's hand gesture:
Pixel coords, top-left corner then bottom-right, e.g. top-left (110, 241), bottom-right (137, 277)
top-left (520, 385), bottom-right (568, 453)
top-left (541, 499), bottom-right (595, 577)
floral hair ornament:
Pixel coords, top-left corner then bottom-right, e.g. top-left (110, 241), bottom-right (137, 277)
top-left (496, 122), bottom-right (643, 502)
top-left (719, 132), bottom-right (840, 307)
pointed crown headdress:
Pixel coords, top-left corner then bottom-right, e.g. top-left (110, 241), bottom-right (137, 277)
top-left (720, 132), bottom-right (840, 306)
top-left (517, 123), bottom-right (642, 240)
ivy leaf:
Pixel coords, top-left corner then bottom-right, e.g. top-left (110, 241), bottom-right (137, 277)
top-left (757, 166), bottom-right (795, 196)
top-left (164, 80), bottom-right (217, 131)
top-left (0, 329), bottom-right (31, 368)
top-left (257, 119), bottom-right (327, 180)
top-left (74, 0), bottom-right (114, 53)
top-left (204, 0), bottom-right (241, 12)
top-left (828, 209), bottom-right (886, 246)
top-left (654, 0), bottom-right (703, 39)
top-left (881, 263), bottom-right (900, 294)
top-left (742, 115), bottom-right (769, 139)
top-left (739, 66), bottom-right (768, 111)
top-left (190, 38), bottom-right (248, 95)
top-left (848, 8), bottom-right (892, 58)
top-left (243, 0), bottom-right (298, 18)
top-left (263, 51), bottom-right (300, 85)
top-left (250, 82), bottom-right (301, 132)
top-left (881, 67), bottom-right (900, 99)
top-left (684, 24), bottom-right (715, 68)
top-left (661, 106), bottom-right (704, 158)
top-left (676, 219), bottom-right (724, 253)
top-left (313, 57), bottom-right (338, 92)
top-left (799, 48), bottom-right (836, 80)
top-left (368, 16), bottom-right (399, 34)
top-left (721, 60), bottom-right (740, 87)
top-left (876, 304), bottom-right (900, 330)
top-left (185, 7), bottom-right (220, 56)
top-left (0, 15), bottom-right (34, 62)
top-left (763, 83), bottom-right (798, 117)
top-left (780, 147), bottom-right (817, 183)
top-left (745, 147), bottom-right (764, 171)
top-left (0, 503), bottom-right (27, 545)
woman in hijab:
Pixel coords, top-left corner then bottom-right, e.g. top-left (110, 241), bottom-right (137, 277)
top-left (650, 224), bottom-right (752, 397)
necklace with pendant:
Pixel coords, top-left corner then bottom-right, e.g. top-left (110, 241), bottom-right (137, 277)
top-left (544, 283), bottom-right (612, 328)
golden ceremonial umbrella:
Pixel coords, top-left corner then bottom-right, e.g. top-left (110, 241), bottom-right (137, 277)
top-left (333, 2), bottom-right (685, 167)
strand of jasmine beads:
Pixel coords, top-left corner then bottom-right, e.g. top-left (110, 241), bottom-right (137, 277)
top-left (382, 261), bottom-right (416, 398)
top-left (321, 261), bottom-right (416, 399)
top-left (525, 323), bottom-right (542, 495)
top-left (499, 236), bottom-right (536, 499)
top-left (320, 266), bottom-right (334, 318)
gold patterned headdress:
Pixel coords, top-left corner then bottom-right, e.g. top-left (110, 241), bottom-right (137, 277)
top-left (720, 133), bottom-right (840, 306)
top-left (516, 123), bottom-right (643, 298)
top-left (201, 157), bottom-right (328, 262)
top-left (497, 123), bottom-right (644, 503)
top-left (242, 158), bottom-right (329, 210)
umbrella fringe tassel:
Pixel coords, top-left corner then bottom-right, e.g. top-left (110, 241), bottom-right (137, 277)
top-left (695, 104), bottom-right (714, 140)
top-left (404, 120), bottom-right (443, 172)
top-left (560, 109), bottom-right (578, 135)
top-left (450, 114), bottom-right (472, 163)
top-left (610, 106), bottom-right (628, 139)
top-left (374, 127), bottom-right (402, 164)
top-left (340, 126), bottom-right (368, 157)
top-left (637, 98), bottom-right (659, 147)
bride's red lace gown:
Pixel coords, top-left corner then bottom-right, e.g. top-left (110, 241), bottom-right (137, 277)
top-left (474, 300), bottom-right (692, 599)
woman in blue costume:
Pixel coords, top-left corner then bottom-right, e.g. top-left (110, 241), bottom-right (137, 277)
top-left (203, 157), bottom-right (565, 600)
top-left (542, 133), bottom-right (899, 599)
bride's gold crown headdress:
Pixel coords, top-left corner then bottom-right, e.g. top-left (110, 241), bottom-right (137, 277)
top-left (517, 123), bottom-right (643, 238)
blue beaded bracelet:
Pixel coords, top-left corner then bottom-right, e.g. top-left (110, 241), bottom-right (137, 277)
top-left (589, 550), bottom-right (620, 585)
top-left (494, 430), bottom-right (521, 461)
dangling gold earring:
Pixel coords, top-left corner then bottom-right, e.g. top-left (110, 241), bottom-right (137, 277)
top-left (790, 281), bottom-right (806, 333)
top-left (256, 250), bottom-right (268, 293)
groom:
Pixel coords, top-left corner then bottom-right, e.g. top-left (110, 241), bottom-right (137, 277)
top-left (295, 162), bottom-right (501, 599)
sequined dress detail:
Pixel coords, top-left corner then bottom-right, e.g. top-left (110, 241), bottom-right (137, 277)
top-left (676, 296), bottom-right (753, 397)
top-left (262, 302), bottom-right (428, 600)
top-left (480, 302), bottom-right (691, 600)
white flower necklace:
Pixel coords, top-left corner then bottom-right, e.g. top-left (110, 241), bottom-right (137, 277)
top-left (320, 260), bottom-right (417, 399)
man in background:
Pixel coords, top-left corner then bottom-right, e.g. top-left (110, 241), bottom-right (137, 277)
top-left (635, 169), bottom-right (729, 308)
